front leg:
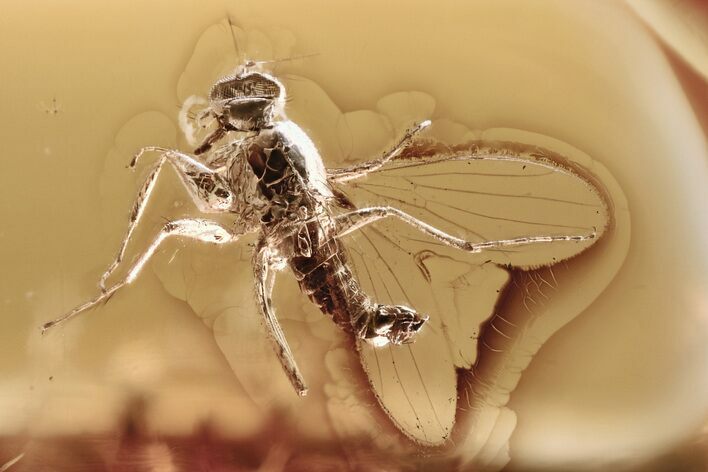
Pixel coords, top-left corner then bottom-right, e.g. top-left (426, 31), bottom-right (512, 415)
top-left (253, 241), bottom-right (308, 397)
top-left (42, 219), bottom-right (237, 333)
top-left (327, 120), bottom-right (431, 183)
top-left (100, 146), bottom-right (233, 291)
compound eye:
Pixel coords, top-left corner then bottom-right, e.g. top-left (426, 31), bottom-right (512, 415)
top-left (210, 73), bottom-right (281, 102)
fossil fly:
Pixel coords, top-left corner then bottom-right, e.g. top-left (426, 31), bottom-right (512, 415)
top-left (42, 62), bottom-right (609, 441)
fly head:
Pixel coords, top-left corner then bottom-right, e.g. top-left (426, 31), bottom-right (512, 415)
top-left (209, 70), bottom-right (285, 132)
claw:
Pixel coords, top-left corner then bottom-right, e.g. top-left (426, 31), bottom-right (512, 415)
top-left (40, 320), bottom-right (55, 335)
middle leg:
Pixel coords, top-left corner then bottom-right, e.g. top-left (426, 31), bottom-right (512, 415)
top-left (253, 242), bottom-right (308, 397)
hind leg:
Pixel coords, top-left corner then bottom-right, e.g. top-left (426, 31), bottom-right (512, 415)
top-left (43, 218), bottom-right (237, 333)
top-left (336, 206), bottom-right (595, 253)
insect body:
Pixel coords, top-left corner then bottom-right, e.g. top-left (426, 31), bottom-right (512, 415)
top-left (43, 63), bottom-right (608, 417)
top-left (42, 66), bottom-right (429, 395)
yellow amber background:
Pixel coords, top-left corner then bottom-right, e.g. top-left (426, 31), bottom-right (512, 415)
top-left (0, 1), bottom-right (706, 470)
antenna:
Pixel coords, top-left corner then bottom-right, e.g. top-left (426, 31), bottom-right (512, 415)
top-left (225, 15), bottom-right (243, 62)
top-left (253, 53), bottom-right (320, 67)
top-left (222, 16), bottom-right (319, 75)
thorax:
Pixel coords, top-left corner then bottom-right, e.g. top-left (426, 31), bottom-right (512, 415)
top-left (203, 120), bottom-right (331, 234)
top-left (238, 121), bottom-right (332, 229)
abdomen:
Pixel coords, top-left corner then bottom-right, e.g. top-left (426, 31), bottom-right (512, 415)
top-left (289, 218), bottom-right (370, 333)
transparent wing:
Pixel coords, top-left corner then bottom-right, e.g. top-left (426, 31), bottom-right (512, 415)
top-left (338, 140), bottom-right (611, 269)
top-left (337, 139), bottom-right (612, 445)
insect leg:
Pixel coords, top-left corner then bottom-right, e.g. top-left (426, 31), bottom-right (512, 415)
top-left (195, 127), bottom-right (228, 155)
top-left (336, 206), bottom-right (596, 253)
top-left (129, 146), bottom-right (215, 172)
top-left (327, 120), bottom-right (431, 183)
top-left (43, 219), bottom-right (237, 333)
top-left (100, 147), bottom-right (231, 291)
top-left (253, 242), bottom-right (308, 397)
